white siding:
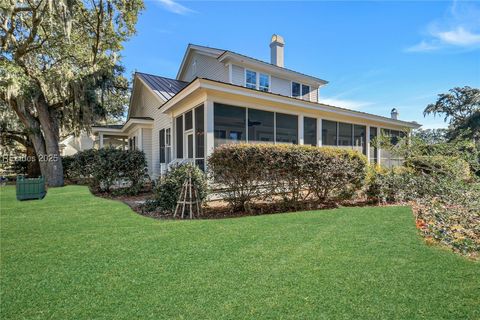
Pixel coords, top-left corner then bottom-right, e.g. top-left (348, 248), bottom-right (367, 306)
top-left (310, 86), bottom-right (319, 102)
top-left (142, 128), bottom-right (153, 176)
top-left (180, 52), bottom-right (228, 83)
top-left (271, 76), bottom-right (291, 96)
top-left (150, 97), bottom-right (173, 179)
top-left (231, 65), bottom-right (244, 86)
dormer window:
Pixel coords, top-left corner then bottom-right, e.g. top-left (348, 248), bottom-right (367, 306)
top-left (245, 69), bottom-right (270, 92)
top-left (259, 73), bottom-right (270, 92)
top-left (292, 82), bottom-right (310, 100)
top-left (302, 84), bottom-right (310, 99)
top-left (246, 70), bottom-right (257, 89)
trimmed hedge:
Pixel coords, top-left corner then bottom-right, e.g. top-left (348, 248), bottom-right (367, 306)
top-left (64, 148), bottom-right (148, 194)
top-left (208, 144), bottom-right (367, 211)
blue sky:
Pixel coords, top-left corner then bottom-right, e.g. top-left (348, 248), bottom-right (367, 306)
top-left (121, 0), bottom-right (480, 129)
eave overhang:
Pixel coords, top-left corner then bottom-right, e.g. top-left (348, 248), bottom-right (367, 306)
top-left (218, 51), bottom-right (328, 87)
top-left (159, 78), bottom-right (421, 129)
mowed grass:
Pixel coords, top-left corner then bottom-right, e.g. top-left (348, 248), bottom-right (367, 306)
top-left (0, 186), bottom-right (478, 320)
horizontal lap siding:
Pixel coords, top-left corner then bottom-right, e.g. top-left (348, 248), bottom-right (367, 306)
top-left (271, 76), bottom-right (290, 96)
top-left (181, 52), bottom-right (228, 83)
top-left (232, 65), bottom-right (244, 86)
top-left (142, 128), bottom-right (153, 176)
top-left (132, 82), bottom-right (171, 179)
top-left (152, 110), bottom-right (172, 179)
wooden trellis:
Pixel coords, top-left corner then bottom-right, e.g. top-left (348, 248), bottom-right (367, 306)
top-left (174, 170), bottom-right (202, 219)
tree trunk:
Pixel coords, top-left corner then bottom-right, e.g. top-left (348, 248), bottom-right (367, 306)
top-left (26, 144), bottom-right (41, 177)
top-left (35, 97), bottom-right (64, 187)
top-left (10, 98), bottom-right (64, 187)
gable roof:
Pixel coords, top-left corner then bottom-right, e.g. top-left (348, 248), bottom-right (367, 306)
top-left (176, 44), bottom-right (328, 86)
top-left (136, 72), bottom-right (188, 101)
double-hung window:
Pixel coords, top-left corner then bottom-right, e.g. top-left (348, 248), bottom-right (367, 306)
top-left (246, 69), bottom-right (270, 92)
top-left (246, 70), bottom-right (257, 89)
top-left (292, 82), bottom-right (311, 100)
top-left (165, 128), bottom-right (171, 163)
top-left (259, 73), bottom-right (270, 92)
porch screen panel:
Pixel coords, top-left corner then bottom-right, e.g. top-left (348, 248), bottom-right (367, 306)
top-left (214, 103), bottom-right (246, 147)
top-left (248, 109), bottom-right (274, 143)
top-left (195, 105), bottom-right (204, 158)
top-left (159, 129), bottom-right (165, 163)
top-left (276, 113), bottom-right (298, 144)
top-left (176, 116), bottom-right (183, 158)
top-left (353, 125), bottom-right (366, 155)
top-left (338, 122), bottom-right (353, 146)
top-left (322, 120), bottom-right (337, 146)
top-left (185, 111), bottom-right (193, 131)
top-left (304, 117), bottom-right (317, 146)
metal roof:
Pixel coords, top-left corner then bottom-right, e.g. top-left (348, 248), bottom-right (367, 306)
top-left (136, 72), bottom-right (188, 101)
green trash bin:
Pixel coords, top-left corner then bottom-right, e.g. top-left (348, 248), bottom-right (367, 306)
top-left (16, 176), bottom-right (46, 201)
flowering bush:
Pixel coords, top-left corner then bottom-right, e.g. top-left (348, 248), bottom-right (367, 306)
top-left (208, 144), bottom-right (367, 211)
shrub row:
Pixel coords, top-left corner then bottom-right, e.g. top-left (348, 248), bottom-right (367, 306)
top-left (63, 147), bottom-right (148, 194)
top-left (207, 144), bottom-right (367, 211)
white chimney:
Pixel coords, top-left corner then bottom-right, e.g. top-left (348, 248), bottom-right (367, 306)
top-left (391, 108), bottom-right (399, 120)
top-left (270, 34), bottom-right (285, 67)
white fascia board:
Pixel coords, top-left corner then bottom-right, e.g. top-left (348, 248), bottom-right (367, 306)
top-left (159, 79), bottom-right (202, 113)
top-left (199, 80), bottom-right (421, 129)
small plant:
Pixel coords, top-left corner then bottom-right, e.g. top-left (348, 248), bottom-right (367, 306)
top-left (149, 164), bottom-right (208, 215)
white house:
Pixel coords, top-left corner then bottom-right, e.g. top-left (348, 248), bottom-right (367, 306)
top-left (92, 35), bottom-right (421, 178)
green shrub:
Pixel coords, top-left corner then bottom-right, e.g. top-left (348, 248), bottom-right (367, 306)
top-left (62, 155), bottom-right (76, 181)
top-left (208, 144), bottom-right (367, 211)
top-left (71, 148), bottom-right (97, 182)
top-left (404, 155), bottom-right (471, 181)
top-left (67, 148), bottom-right (147, 194)
top-left (366, 166), bottom-right (430, 203)
top-left (150, 164), bottom-right (208, 214)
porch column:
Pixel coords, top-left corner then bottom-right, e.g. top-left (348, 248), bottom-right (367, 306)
top-left (99, 133), bottom-right (104, 148)
top-left (298, 115), bottom-right (304, 145)
top-left (366, 126), bottom-right (371, 163)
top-left (204, 99), bottom-right (215, 165)
top-left (317, 118), bottom-right (322, 146)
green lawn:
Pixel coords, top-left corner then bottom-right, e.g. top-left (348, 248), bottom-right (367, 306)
top-left (0, 186), bottom-right (478, 319)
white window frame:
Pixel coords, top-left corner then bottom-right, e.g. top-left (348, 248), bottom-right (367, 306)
top-left (291, 81), bottom-right (301, 98)
top-left (301, 84), bottom-right (311, 101)
top-left (245, 69), bottom-right (270, 92)
top-left (259, 73), bottom-right (270, 92)
top-left (165, 128), bottom-right (171, 163)
top-left (245, 69), bottom-right (257, 89)
top-left (291, 81), bottom-right (311, 101)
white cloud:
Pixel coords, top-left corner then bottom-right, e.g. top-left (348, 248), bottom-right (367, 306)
top-left (155, 0), bottom-right (195, 15)
top-left (405, 40), bottom-right (441, 53)
top-left (434, 27), bottom-right (480, 46)
top-left (318, 98), bottom-right (371, 110)
top-left (406, 1), bottom-right (480, 52)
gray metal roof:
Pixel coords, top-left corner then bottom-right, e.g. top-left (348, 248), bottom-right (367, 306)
top-left (136, 72), bottom-right (188, 101)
